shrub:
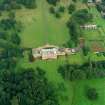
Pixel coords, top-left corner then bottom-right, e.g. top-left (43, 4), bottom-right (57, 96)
top-left (47, 0), bottom-right (59, 6)
top-left (49, 7), bottom-right (55, 14)
top-left (59, 6), bottom-right (65, 13)
top-left (86, 87), bottom-right (98, 101)
top-left (68, 4), bottom-right (76, 14)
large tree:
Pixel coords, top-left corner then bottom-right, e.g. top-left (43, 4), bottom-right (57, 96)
top-left (72, 9), bottom-right (93, 24)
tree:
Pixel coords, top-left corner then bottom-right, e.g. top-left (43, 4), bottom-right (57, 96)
top-left (0, 69), bottom-right (60, 105)
top-left (67, 20), bottom-right (81, 46)
top-left (55, 12), bottom-right (61, 18)
top-left (72, 9), bottom-right (93, 24)
top-left (20, 0), bottom-right (36, 8)
top-left (86, 87), bottom-right (98, 101)
top-left (49, 7), bottom-right (55, 14)
top-left (47, 0), bottom-right (59, 6)
top-left (0, 0), bottom-right (36, 11)
top-left (68, 4), bottom-right (76, 14)
top-left (72, 0), bottom-right (77, 2)
top-left (59, 6), bottom-right (65, 13)
top-left (0, 32), bottom-right (6, 40)
top-left (71, 69), bottom-right (86, 80)
top-left (11, 33), bottom-right (21, 45)
top-left (82, 46), bottom-right (90, 56)
top-left (0, 18), bottom-right (16, 30)
top-left (82, 0), bottom-right (88, 3)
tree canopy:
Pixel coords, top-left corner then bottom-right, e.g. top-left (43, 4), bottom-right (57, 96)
top-left (0, 68), bottom-right (59, 105)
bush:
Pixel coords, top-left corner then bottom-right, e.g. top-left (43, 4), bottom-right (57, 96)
top-left (59, 6), bottom-right (65, 13)
top-left (68, 4), bottom-right (76, 14)
top-left (86, 87), bottom-right (98, 101)
top-left (82, 46), bottom-right (90, 56)
top-left (49, 7), bottom-right (55, 14)
top-left (72, 9), bottom-right (93, 24)
top-left (55, 12), bottom-right (61, 18)
top-left (47, 0), bottom-right (59, 6)
top-left (11, 33), bottom-right (21, 45)
top-left (58, 61), bottom-right (105, 81)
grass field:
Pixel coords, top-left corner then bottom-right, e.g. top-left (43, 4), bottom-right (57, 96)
top-left (16, 0), bottom-right (70, 48)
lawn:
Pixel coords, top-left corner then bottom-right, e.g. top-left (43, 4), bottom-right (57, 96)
top-left (73, 78), bottom-right (105, 105)
top-left (16, 0), bottom-right (70, 48)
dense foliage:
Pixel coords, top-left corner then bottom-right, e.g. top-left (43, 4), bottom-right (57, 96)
top-left (0, 68), bottom-right (59, 105)
top-left (68, 4), bottom-right (76, 14)
top-left (95, 0), bottom-right (105, 18)
top-left (58, 61), bottom-right (105, 81)
top-left (47, 0), bottom-right (59, 6)
top-left (0, 14), bottom-right (23, 70)
top-left (67, 20), bottom-right (81, 46)
top-left (0, 0), bottom-right (36, 10)
top-left (72, 9), bottom-right (93, 24)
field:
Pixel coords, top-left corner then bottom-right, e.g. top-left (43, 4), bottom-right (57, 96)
top-left (16, 0), bottom-right (70, 48)
top-left (15, 0), bottom-right (105, 105)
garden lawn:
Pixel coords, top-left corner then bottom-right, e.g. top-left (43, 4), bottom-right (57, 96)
top-left (16, 0), bottom-right (70, 48)
top-left (73, 78), bottom-right (105, 105)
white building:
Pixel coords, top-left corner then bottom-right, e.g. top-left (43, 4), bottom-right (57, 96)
top-left (32, 44), bottom-right (77, 60)
top-left (41, 48), bottom-right (58, 60)
top-left (80, 24), bottom-right (97, 30)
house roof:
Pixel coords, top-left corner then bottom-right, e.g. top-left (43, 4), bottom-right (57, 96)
top-left (41, 48), bottom-right (58, 59)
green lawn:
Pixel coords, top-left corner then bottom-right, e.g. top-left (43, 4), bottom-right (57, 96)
top-left (73, 78), bottom-right (105, 105)
top-left (16, 0), bottom-right (70, 48)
